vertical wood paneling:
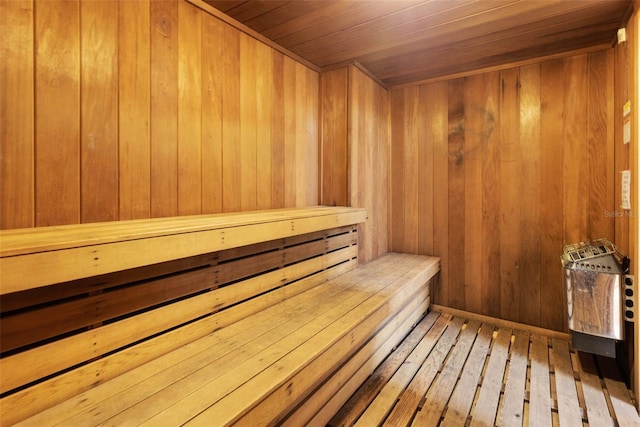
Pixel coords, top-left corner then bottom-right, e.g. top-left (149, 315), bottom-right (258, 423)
top-left (150, 0), bottom-right (178, 218)
top-left (270, 51), bottom-right (286, 208)
top-left (403, 87), bottom-right (420, 254)
top-left (81, 0), bottom-right (119, 223)
top-left (432, 81), bottom-right (450, 307)
top-left (256, 41), bottom-right (273, 210)
top-left (177, 0), bottom-right (202, 215)
top-left (418, 84), bottom-right (434, 256)
top-left (1, 0), bottom-right (34, 229)
top-left (320, 68), bottom-right (348, 206)
top-left (201, 13), bottom-right (223, 214)
top-left (118, 0), bottom-right (150, 221)
top-left (481, 71), bottom-right (501, 319)
top-left (539, 59), bottom-right (566, 331)
top-left (587, 50), bottom-right (615, 240)
top-left (463, 74), bottom-right (484, 314)
top-left (390, 89), bottom-right (406, 253)
top-left (283, 56), bottom-right (297, 208)
top-left (305, 67), bottom-right (319, 206)
top-left (563, 54), bottom-right (589, 244)
top-left (35, 0), bottom-right (81, 226)
top-left (498, 68), bottom-right (521, 322)
top-left (320, 65), bottom-right (389, 262)
top-left (390, 50), bottom-right (616, 331)
top-left (240, 33), bottom-right (258, 211)
top-left (519, 63), bottom-right (541, 326)
top-left (221, 23), bottom-right (241, 212)
top-left (447, 78), bottom-right (466, 310)
top-left (3, 0), bottom-right (320, 229)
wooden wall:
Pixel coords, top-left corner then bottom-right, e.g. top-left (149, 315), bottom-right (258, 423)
top-left (320, 64), bottom-right (389, 263)
top-left (0, 0), bottom-right (319, 229)
top-left (389, 49), bottom-right (617, 332)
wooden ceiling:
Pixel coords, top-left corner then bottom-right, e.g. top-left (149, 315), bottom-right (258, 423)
top-left (204, 0), bottom-right (632, 87)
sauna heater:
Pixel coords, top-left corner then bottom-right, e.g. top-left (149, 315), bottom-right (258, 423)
top-left (562, 239), bottom-right (629, 357)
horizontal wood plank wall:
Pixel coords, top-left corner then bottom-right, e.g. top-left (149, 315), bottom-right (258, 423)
top-left (319, 65), bottom-right (389, 263)
top-left (390, 50), bottom-right (616, 332)
top-left (0, 0), bottom-right (319, 229)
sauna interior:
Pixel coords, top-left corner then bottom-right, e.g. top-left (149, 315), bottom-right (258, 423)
top-left (1, 0), bottom-right (640, 425)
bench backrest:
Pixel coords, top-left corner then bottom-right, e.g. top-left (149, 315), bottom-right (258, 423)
top-left (0, 206), bottom-right (367, 424)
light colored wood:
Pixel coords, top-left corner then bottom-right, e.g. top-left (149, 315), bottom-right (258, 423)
top-left (177, 0), bottom-right (202, 216)
top-left (0, 207), bottom-right (367, 294)
top-left (287, 293), bottom-right (431, 426)
top-left (440, 322), bottom-right (493, 426)
top-left (200, 10), bottom-right (223, 214)
top-left (256, 40), bottom-right (273, 210)
top-left (1, 0), bottom-right (322, 230)
top-left (185, 0), bottom-right (320, 72)
top-left (118, 0), bottom-right (151, 220)
top-left (469, 327), bottom-right (512, 427)
top-left (185, 256), bottom-right (434, 426)
top-left (528, 334), bottom-right (552, 427)
top-left (240, 32), bottom-right (258, 211)
top-left (0, 0), bottom-right (33, 229)
top-left (9, 255), bottom-right (358, 426)
top-left (499, 330), bottom-right (530, 426)
top-left (1, 247), bottom-right (356, 398)
top-left (551, 338), bottom-right (583, 427)
top-left (383, 316), bottom-right (465, 426)
top-left (330, 310), bottom-right (639, 426)
top-left (598, 355), bottom-right (640, 427)
top-left (327, 310), bottom-right (441, 427)
top-left (412, 320), bottom-right (481, 426)
top-left (34, 0), bottom-right (80, 227)
top-left (576, 353), bottom-right (615, 426)
top-left (59, 255), bottom-right (376, 427)
top-left (80, 0), bottom-right (119, 223)
top-left (354, 312), bottom-right (451, 426)
top-left (431, 305), bottom-right (570, 341)
top-left (150, 0), bottom-right (178, 218)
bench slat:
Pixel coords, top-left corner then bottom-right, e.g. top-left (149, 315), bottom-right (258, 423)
top-left (0, 207), bottom-right (367, 294)
top-left (187, 255), bottom-right (436, 426)
top-left (15, 252), bottom-right (383, 426)
top-left (1, 245), bottom-right (356, 399)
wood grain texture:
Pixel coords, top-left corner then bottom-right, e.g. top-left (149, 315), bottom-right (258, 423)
top-left (389, 50), bottom-right (616, 331)
top-left (81, 0), bottom-right (119, 223)
top-left (150, 0), bottom-right (179, 218)
top-left (320, 65), bottom-right (389, 263)
top-left (34, 0), bottom-right (81, 226)
top-left (1, 0), bottom-right (34, 229)
top-left (118, 0), bottom-right (151, 220)
top-left (177, 0), bottom-right (202, 215)
top-left (2, 0), bottom-right (320, 229)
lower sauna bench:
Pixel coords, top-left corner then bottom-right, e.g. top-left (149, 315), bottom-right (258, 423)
top-left (0, 207), bottom-right (441, 426)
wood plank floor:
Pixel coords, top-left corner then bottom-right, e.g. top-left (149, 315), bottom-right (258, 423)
top-left (330, 309), bottom-right (640, 426)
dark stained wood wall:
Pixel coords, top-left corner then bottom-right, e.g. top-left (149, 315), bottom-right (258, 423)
top-left (0, 0), bottom-right (319, 229)
top-left (390, 50), bottom-right (617, 332)
top-left (320, 64), bottom-right (389, 263)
